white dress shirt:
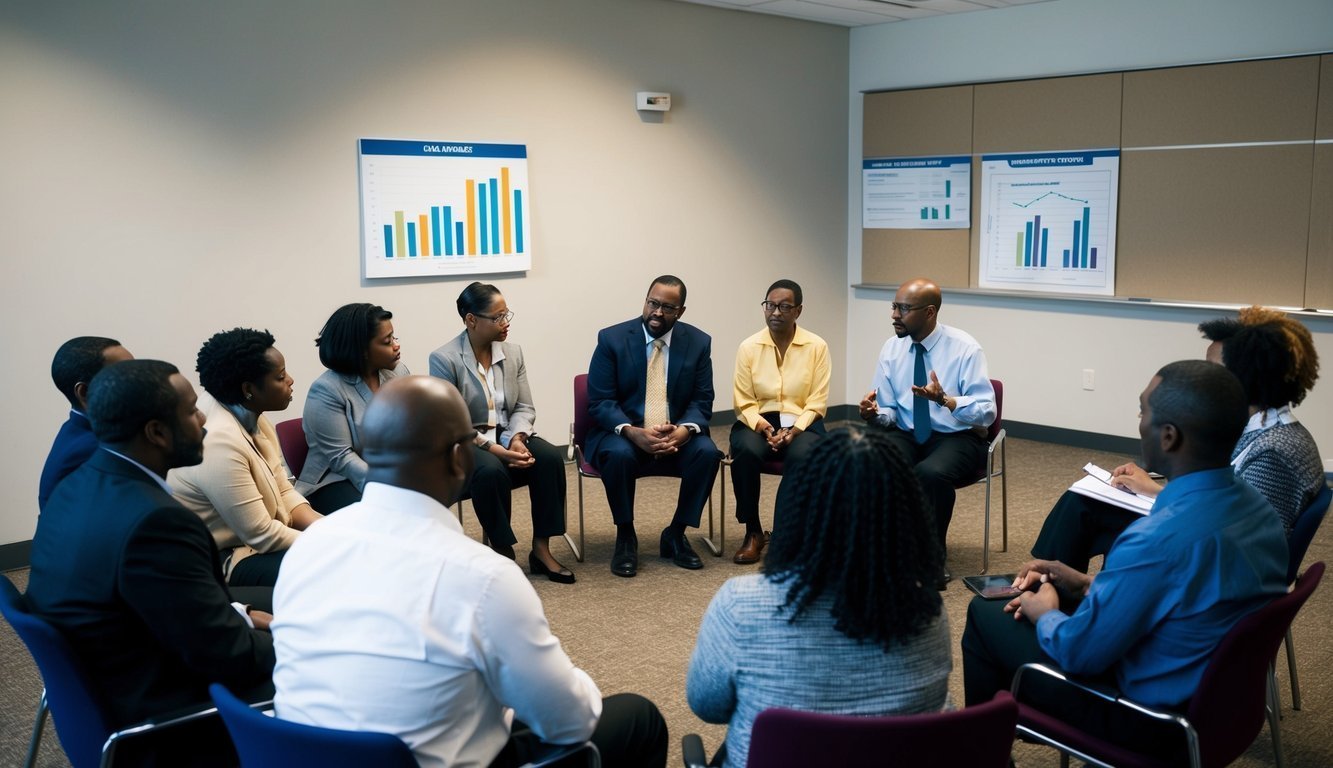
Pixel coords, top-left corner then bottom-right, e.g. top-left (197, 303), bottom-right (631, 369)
top-left (272, 482), bottom-right (601, 768)
top-left (870, 323), bottom-right (996, 433)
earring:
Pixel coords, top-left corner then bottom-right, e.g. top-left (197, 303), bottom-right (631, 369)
top-left (245, 393), bottom-right (253, 400)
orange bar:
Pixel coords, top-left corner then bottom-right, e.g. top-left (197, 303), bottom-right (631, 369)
top-left (418, 214), bottom-right (429, 257)
top-left (501, 167), bottom-right (512, 254)
top-left (466, 179), bottom-right (477, 256)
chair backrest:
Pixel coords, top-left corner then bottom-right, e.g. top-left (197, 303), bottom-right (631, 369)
top-left (275, 417), bottom-right (309, 479)
top-left (573, 374), bottom-right (592, 458)
top-left (0, 577), bottom-right (116, 768)
top-left (987, 378), bottom-right (1004, 442)
top-left (745, 692), bottom-right (1018, 768)
top-left (1186, 561), bottom-right (1324, 767)
top-left (1288, 485), bottom-right (1332, 584)
top-left (209, 684), bottom-right (418, 768)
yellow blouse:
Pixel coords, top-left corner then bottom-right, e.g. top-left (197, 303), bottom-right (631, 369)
top-left (733, 325), bottom-right (830, 432)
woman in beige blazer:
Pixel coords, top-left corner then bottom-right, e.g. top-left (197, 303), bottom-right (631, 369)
top-left (170, 328), bottom-right (322, 587)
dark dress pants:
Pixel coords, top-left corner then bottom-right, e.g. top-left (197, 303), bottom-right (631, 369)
top-left (228, 551), bottom-right (286, 588)
top-left (1030, 491), bottom-right (1140, 573)
top-left (303, 479), bottom-right (361, 514)
top-left (592, 433), bottom-right (722, 528)
top-left (489, 692), bottom-right (669, 768)
top-left (962, 596), bottom-right (1187, 761)
top-left (877, 425), bottom-right (986, 549)
top-left (465, 435), bottom-right (567, 547)
top-left (728, 416), bottom-right (824, 527)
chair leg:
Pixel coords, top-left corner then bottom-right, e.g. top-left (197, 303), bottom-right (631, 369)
top-left (24, 688), bottom-right (47, 768)
top-left (999, 441), bottom-right (1008, 552)
top-left (1268, 662), bottom-right (1287, 768)
top-left (564, 473), bottom-right (585, 563)
top-left (696, 462), bottom-right (724, 557)
top-left (982, 472), bottom-right (992, 574)
top-left (1285, 627), bottom-right (1302, 710)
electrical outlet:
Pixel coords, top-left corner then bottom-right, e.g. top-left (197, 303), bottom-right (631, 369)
top-left (1082, 369), bottom-right (1095, 391)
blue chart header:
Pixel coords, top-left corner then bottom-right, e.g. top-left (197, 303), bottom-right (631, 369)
top-left (863, 155), bottom-right (970, 170)
top-left (359, 139), bottom-right (528, 159)
top-left (982, 149), bottom-right (1118, 168)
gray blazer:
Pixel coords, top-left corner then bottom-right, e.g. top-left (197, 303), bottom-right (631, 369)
top-left (428, 330), bottom-right (537, 447)
top-left (295, 364), bottom-right (408, 494)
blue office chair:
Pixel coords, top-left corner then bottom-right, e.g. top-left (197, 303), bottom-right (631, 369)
top-left (1278, 483), bottom-right (1332, 710)
top-left (0, 577), bottom-right (217, 768)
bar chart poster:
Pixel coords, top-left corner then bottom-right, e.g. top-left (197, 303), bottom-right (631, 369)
top-left (979, 150), bottom-right (1119, 296)
top-left (862, 156), bottom-right (971, 229)
top-left (359, 139), bottom-right (531, 278)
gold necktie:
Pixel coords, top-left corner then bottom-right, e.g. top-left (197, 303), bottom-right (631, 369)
top-left (644, 339), bottom-right (668, 427)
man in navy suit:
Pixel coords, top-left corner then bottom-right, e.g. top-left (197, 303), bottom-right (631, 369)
top-left (38, 336), bottom-right (134, 510)
top-left (27, 360), bottom-right (275, 766)
top-left (587, 275), bottom-right (722, 577)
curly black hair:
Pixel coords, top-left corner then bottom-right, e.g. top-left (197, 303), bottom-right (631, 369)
top-left (196, 328), bottom-right (277, 405)
top-left (763, 426), bottom-right (943, 649)
top-left (315, 303), bottom-right (393, 375)
top-left (1200, 307), bottom-right (1319, 408)
top-left (51, 336), bottom-right (122, 408)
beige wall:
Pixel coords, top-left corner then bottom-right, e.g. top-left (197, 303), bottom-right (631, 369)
top-left (0, 0), bottom-right (849, 547)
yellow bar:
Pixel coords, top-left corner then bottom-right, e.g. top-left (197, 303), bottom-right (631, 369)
top-left (501, 167), bottom-right (512, 254)
top-left (394, 211), bottom-right (406, 260)
top-left (418, 214), bottom-right (429, 257)
top-left (466, 179), bottom-right (477, 256)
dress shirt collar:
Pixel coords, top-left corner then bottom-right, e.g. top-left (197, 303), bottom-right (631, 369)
top-left (360, 481), bottom-right (465, 533)
top-left (914, 324), bottom-right (944, 351)
top-left (1151, 466), bottom-right (1234, 514)
top-left (490, 341), bottom-right (507, 365)
top-left (1243, 405), bottom-right (1295, 434)
top-left (754, 325), bottom-right (814, 348)
top-left (222, 401), bottom-right (261, 434)
top-left (642, 323), bottom-right (674, 349)
top-left (100, 446), bottom-right (174, 494)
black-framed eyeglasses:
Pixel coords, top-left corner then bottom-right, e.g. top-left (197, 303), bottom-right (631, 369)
top-left (475, 310), bottom-right (514, 325)
top-left (890, 303), bottom-right (933, 314)
top-left (449, 429), bottom-right (479, 450)
top-left (761, 301), bottom-right (799, 314)
top-left (644, 298), bottom-right (681, 317)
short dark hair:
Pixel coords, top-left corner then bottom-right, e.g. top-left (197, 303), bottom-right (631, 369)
top-left (456, 282), bottom-right (502, 320)
top-left (764, 426), bottom-right (943, 650)
top-left (316, 303), bottom-right (393, 375)
top-left (1150, 360), bottom-right (1248, 464)
top-left (1201, 307), bottom-right (1319, 408)
top-left (87, 360), bottom-right (181, 445)
top-left (196, 328), bottom-right (277, 405)
top-left (51, 336), bottom-right (122, 409)
top-left (765, 279), bottom-right (803, 306)
top-left (648, 275), bottom-right (686, 307)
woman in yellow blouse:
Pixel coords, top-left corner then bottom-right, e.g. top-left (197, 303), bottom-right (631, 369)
top-left (730, 279), bottom-right (830, 564)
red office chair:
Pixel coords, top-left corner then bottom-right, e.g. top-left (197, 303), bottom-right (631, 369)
top-left (1013, 561), bottom-right (1324, 768)
top-left (274, 417), bottom-right (309, 480)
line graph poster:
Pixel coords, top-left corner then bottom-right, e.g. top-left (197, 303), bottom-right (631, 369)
top-left (979, 150), bottom-right (1119, 295)
top-left (862, 155), bottom-right (971, 229)
top-left (359, 139), bottom-right (531, 279)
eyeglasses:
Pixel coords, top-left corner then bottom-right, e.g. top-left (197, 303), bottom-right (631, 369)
top-left (447, 429), bottom-right (479, 451)
top-left (761, 301), bottom-right (799, 314)
top-left (475, 310), bottom-right (514, 325)
top-left (644, 298), bottom-right (681, 317)
top-left (890, 303), bottom-right (932, 314)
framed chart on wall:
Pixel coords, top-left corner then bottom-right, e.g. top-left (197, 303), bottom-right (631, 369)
top-left (358, 138), bottom-right (532, 279)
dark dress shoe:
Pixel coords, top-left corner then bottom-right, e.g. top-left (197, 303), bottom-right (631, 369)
top-left (612, 529), bottom-right (638, 578)
top-left (492, 542), bottom-right (516, 560)
top-left (936, 566), bottom-right (952, 591)
top-left (660, 528), bottom-right (704, 570)
top-left (529, 552), bottom-right (576, 584)
top-left (732, 530), bottom-right (769, 564)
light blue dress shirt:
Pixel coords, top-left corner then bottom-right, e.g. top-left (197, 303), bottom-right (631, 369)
top-left (871, 324), bottom-right (995, 433)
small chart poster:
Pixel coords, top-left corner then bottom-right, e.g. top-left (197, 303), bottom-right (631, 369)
top-left (862, 155), bottom-right (971, 229)
top-left (359, 139), bottom-right (532, 278)
top-left (979, 150), bottom-right (1119, 296)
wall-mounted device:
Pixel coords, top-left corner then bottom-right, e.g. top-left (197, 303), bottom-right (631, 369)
top-left (636, 92), bottom-right (671, 112)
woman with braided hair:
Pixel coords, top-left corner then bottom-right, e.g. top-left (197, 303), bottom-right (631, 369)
top-left (686, 427), bottom-right (951, 768)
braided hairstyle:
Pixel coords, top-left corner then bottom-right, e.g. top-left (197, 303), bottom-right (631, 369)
top-left (763, 426), bottom-right (943, 649)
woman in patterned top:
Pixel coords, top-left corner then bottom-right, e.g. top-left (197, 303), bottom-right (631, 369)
top-left (686, 427), bottom-right (951, 768)
top-left (1031, 306), bottom-right (1324, 571)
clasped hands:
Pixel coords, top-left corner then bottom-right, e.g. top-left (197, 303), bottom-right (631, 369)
top-left (1004, 559), bottom-right (1094, 624)
top-left (756, 422), bottom-right (797, 452)
top-left (625, 422), bottom-right (692, 455)
top-left (489, 433), bottom-right (537, 468)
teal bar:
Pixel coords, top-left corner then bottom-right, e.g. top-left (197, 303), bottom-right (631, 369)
top-left (406, 222), bottom-right (417, 258)
top-left (945, 179), bottom-right (952, 198)
top-left (478, 182), bottom-right (489, 255)
top-left (514, 190), bottom-right (524, 252)
top-left (489, 177), bottom-right (500, 254)
top-left (443, 206), bottom-right (454, 255)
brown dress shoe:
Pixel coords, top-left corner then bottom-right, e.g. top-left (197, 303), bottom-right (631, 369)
top-left (733, 530), bottom-right (769, 564)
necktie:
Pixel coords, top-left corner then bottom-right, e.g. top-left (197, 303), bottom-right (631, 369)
top-left (913, 342), bottom-right (931, 444)
top-left (645, 339), bottom-right (668, 427)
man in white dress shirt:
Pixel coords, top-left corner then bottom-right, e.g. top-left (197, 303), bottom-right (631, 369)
top-left (272, 375), bottom-right (667, 768)
top-left (859, 277), bottom-right (996, 588)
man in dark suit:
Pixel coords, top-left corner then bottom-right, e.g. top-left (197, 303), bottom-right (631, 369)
top-left (38, 336), bottom-right (134, 510)
top-left (26, 359), bottom-right (275, 767)
top-left (587, 275), bottom-right (722, 577)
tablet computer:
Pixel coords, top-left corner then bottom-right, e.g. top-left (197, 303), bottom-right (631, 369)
top-left (962, 574), bottom-right (1021, 600)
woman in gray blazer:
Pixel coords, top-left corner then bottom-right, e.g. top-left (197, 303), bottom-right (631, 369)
top-left (429, 282), bottom-right (573, 583)
top-left (295, 303), bottom-right (408, 512)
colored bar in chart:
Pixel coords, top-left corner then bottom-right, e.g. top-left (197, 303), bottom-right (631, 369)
top-left (514, 191), bottom-right (524, 253)
top-left (456, 222), bottom-right (465, 255)
top-left (466, 180), bottom-right (477, 255)
top-left (1091, 247), bottom-right (1098, 269)
top-left (395, 211), bottom-right (406, 260)
top-left (479, 182), bottom-right (489, 255)
top-left (489, 178), bottom-right (500, 256)
top-left (501, 167), bottom-right (512, 254)
top-left (921, 207), bottom-right (929, 220)
top-left (406, 222), bottom-right (417, 258)
top-left (945, 205), bottom-right (951, 219)
top-left (376, 167), bottom-right (527, 260)
top-left (1016, 232), bottom-right (1023, 266)
top-left (1063, 249), bottom-right (1070, 268)
top-left (431, 207), bottom-right (441, 256)
top-left (945, 180), bottom-right (952, 198)
top-left (383, 224), bottom-right (393, 259)
top-left (418, 215), bottom-right (429, 257)
top-left (1072, 220), bottom-right (1081, 268)
top-left (1081, 206), bottom-right (1091, 268)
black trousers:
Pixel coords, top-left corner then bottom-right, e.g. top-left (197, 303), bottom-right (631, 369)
top-left (228, 551), bottom-right (286, 588)
top-left (728, 416), bottom-right (824, 528)
top-left (961, 596), bottom-right (1187, 761)
top-left (489, 693), bottom-right (669, 768)
top-left (1030, 491), bottom-right (1139, 573)
top-left (592, 433), bottom-right (722, 528)
top-left (464, 436), bottom-right (567, 546)
top-left (876, 425), bottom-right (986, 549)
top-left (303, 479), bottom-right (362, 514)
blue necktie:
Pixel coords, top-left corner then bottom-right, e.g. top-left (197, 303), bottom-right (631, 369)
top-left (913, 342), bottom-right (931, 444)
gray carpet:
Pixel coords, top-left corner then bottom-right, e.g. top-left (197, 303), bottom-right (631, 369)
top-left (3, 430), bottom-right (1331, 767)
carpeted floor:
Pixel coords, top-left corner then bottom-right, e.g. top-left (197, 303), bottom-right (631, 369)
top-left (3, 429), bottom-right (1331, 767)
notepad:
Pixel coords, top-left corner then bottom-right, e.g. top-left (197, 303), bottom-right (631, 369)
top-left (1068, 463), bottom-right (1154, 515)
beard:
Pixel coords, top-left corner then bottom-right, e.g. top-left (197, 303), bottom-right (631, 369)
top-left (169, 427), bottom-right (206, 468)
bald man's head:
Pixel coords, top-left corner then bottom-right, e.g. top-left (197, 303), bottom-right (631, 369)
top-left (891, 277), bottom-right (942, 341)
top-left (362, 376), bottom-right (476, 505)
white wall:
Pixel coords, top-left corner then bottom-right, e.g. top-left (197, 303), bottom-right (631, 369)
top-left (847, 0), bottom-right (1333, 459)
top-left (0, 0), bottom-right (849, 548)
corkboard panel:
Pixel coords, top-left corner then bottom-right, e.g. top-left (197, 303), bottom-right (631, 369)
top-left (863, 86), bottom-right (973, 159)
top-left (973, 73), bottom-right (1121, 153)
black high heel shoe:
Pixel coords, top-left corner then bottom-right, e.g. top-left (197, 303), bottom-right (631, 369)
top-left (529, 552), bottom-right (576, 584)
